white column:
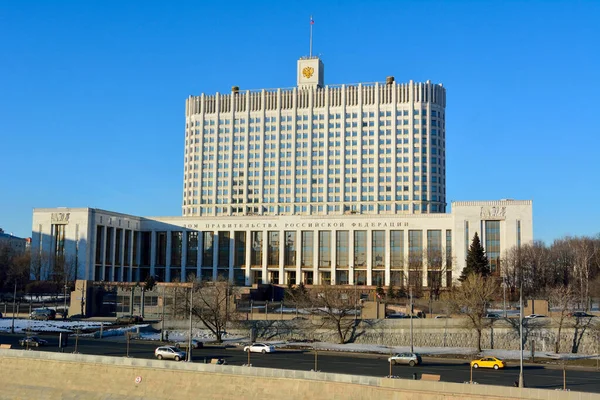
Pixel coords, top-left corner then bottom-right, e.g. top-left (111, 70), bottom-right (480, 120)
top-left (110, 228), bottom-right (116, 281)
top-left (245, 231), bottom-right (252, 285)
top-left (385, 229), bottom-right (391, 286)
top-left (366, 230), bottom-right (373, 286)
top-left (403, 230), bottom-right (410, 286)
top-left (165, 231), bottom-right (172, 282)
top-left (261, 231), bottom-right (267, 284)
top-left (278, 230), bottom-right (284, 285)
top-left (181, 230), bottom-right (188, 282)
top-left (295, 230), bottom-right (301, 285)
top-left (422, 231), bottom-right (428, 287)
top-left (101, 225), bottom-right (107, 281)
top-left (349, 230), bottom-right (355, 285)
top-left (330, 230), bottom-right (337, 284)
top-left (150, 231), bottom-right (157, 278)
top-left (229, 230), bottom-right (235, 283)
top-left (119, 229), bottom-right (126, 281)
top-left (212, 231), bottom-right (219, 281)
top-left (312, 230), bottom-right (319, 285)
top-left (128, 230), bottom-right (134, 282)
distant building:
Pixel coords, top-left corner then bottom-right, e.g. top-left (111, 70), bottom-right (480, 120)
top-left (0, 228), bottom-right (31, 254)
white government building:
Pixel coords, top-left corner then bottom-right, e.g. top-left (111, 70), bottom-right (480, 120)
top-left (31, 56), bottom-right (533, 287)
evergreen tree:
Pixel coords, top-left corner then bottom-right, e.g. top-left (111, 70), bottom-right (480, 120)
top-left (144, 274), bottom-right (157, 291)
top-left (459, 232), bottom-right (490, 282)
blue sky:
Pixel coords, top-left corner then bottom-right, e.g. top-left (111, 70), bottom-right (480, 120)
top-left (1, 1), bottom-right (599, 244)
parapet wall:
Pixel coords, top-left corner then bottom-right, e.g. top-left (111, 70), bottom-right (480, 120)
top-left (0, 349), bottom-right (594, 400)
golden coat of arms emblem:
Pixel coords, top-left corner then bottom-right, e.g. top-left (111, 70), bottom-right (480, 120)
top-left (302, 66), bottom-right (314, 79)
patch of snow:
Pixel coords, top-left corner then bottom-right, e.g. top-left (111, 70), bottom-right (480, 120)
top-left (138, 329), bottom-right (246, 344)
top-left (0, 319), bottom-right (112, 334)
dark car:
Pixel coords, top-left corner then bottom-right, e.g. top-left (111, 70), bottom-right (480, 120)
top-left (30, 308), bottom-right (56, 321)
top-left (570, 312), bottom-right (595, 318)
top-left (485, 313), bottom-right (501, 319)
top-left (19, 336), bottom-right (48, 347)
top-left (116, 315), bottom-right (144, 324)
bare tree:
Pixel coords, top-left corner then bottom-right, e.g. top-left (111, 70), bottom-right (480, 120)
top-left (447, 273), bottom-right (499, 352)
top-left (296, 285), bottom-right (361, 344)
top-left (548, 285), bottom-right (576, 353)
top-left (569, 237), bottom-right (599, 311)
top-left (426, 245), bottom-right (450, 300)
top-left (178, 279), bottom-right (237, 343)
top-left (30, 250), bottom-right (52, 281)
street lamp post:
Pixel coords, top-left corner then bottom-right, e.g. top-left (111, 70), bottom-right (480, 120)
top-left (161, 285), bottom-right (166, 342)
top-left (353, 268), bottom-right (358, 324)
top-left (409, 286), bottom-right (414, 353)
top-left (187, 284), bottom-right (194, 362)
top-left (11, 282), bottom-right (17, 334)
top-left (518, 282), bottom-right (524, 388)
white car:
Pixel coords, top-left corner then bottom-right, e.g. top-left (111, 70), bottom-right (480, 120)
top-left (155, 346), bottom-right (186, 361)
top-left (243, 343), bottom-right (276, 354)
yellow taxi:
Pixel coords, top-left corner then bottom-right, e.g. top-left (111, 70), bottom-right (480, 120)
top-left (470, 357), bottom-right (506, 370)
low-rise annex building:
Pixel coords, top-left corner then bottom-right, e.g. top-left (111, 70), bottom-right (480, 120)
top-left (31, 199), bottom-right (532, 287)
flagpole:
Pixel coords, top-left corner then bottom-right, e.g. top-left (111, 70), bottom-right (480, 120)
top-left (309, 16), bottom-right (313, 57)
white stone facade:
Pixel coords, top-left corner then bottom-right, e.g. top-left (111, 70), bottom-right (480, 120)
top-left (182, 57), bottom-right (447, 218)
top-left (31, 200), bottom-right (532, 287)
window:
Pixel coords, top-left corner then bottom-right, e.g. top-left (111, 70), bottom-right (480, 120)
top-left (372, 231), bottom-right (385, 268)
top-left (354, 231), bottom-right (367, 268)
top-left (390, 230), bottom-right (404, 269)
top-left (336, 231), bottom-right (349, 268)
top-left (301, 231), bottom-right (314, 267)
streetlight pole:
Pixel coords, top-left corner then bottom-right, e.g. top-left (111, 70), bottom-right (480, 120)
top-left (518, 281), bottom-right (524, 388)
top-left (409, 286), bottom-right (414, 353)
top-left (161, 285), bottom-right (166, 342)
top-left (187, 284), bottom-right (194, 362)
top-left (11, 282), bottom-right (17, 334)
top-left (354, 268), bottom-right (358, 324)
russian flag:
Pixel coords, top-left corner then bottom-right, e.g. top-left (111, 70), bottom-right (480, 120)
top-left (310, 17), bottom-right (314, 25)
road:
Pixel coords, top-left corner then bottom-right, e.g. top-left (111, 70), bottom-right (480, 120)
top-left (0, 333), bottom-right (598, 393)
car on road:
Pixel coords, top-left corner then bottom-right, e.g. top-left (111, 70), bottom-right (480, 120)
top-left (175, 339), bottom-right (204, 349)
top-left (470, 357), bottom-right (505, 370)
top-left (484, 313), bottom-right (501, 319)
top-left (30, 308), bottom-right (56, 321)
top-left (388, 353), bottom-right (422, 366)
top-left (243, 343), bottom-right (276, 354)
top-left (386, 312), bottom-right (408, 319)
top-left (524, 314), bottom-right (546, 319)
top-left (154, 346), bottom-right (186, 361)
top-left (116, 315), bottom-right (144, 324)
top-left (19, 336), bottom-right (48, 347)
top-left (570, 312), bottom-right (595, 318)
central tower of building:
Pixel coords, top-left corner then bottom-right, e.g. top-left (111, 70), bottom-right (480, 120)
top-left (182, 57), bottom-right (446, 218)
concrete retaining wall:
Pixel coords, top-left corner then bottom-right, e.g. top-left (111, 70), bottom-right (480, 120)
top-left (0, 349), bottom-right (595, 400)
top-left (165, 318), bottom-right (598, 354)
